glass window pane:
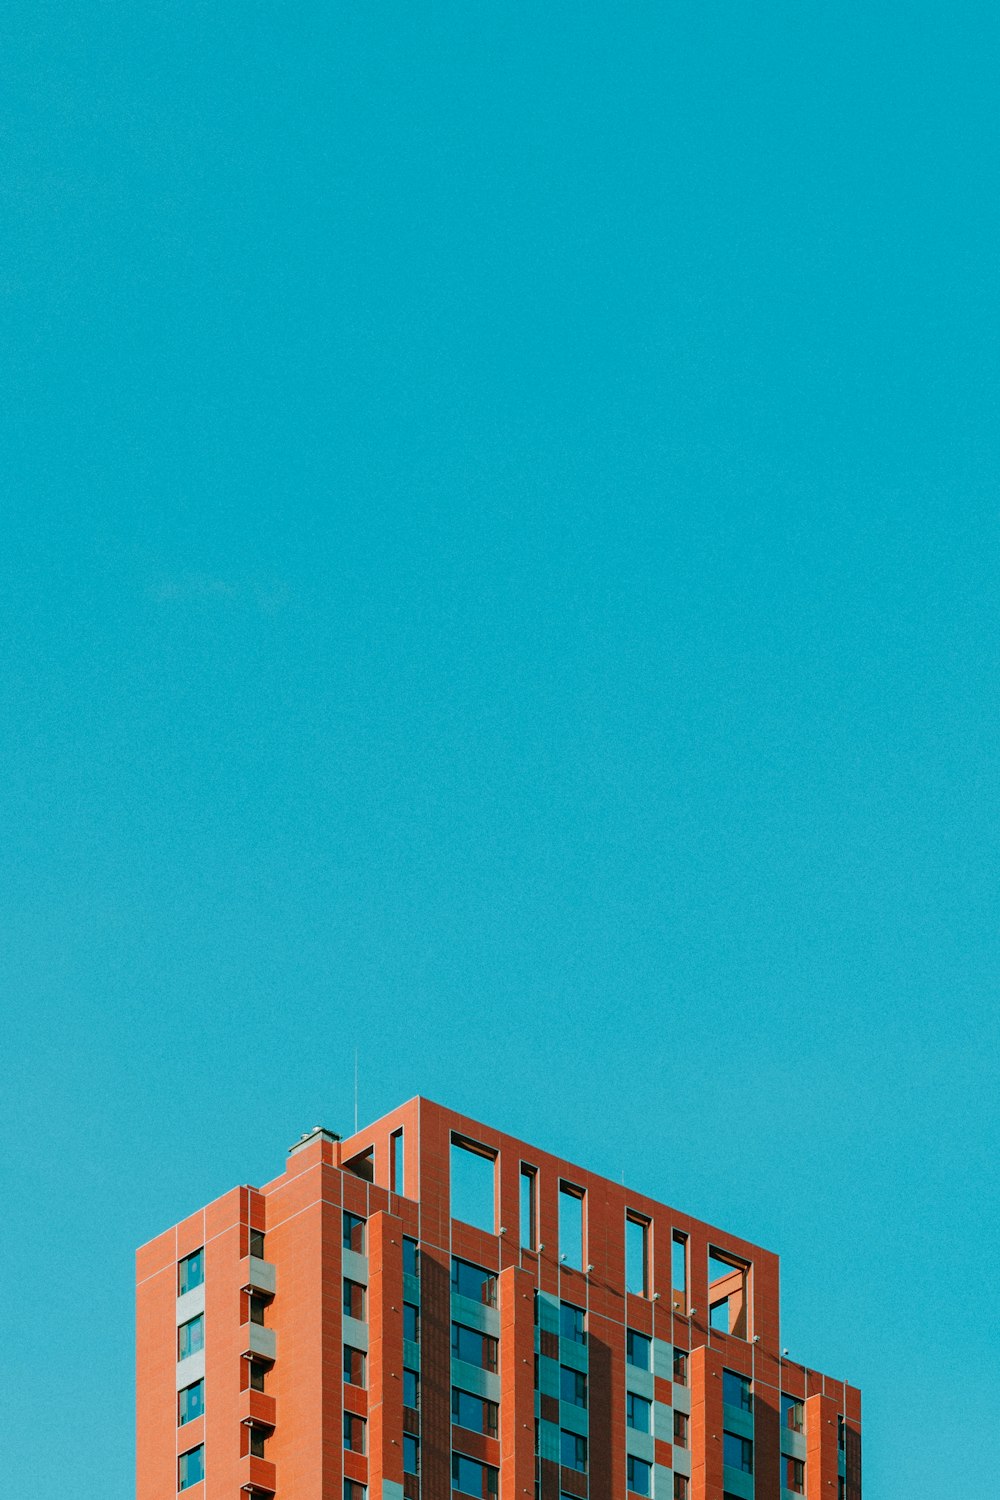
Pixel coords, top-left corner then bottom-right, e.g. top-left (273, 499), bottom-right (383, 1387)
top-left (178, 1249), bottom-right (204, 1296)
top-left (626, 1329), bottom-right (651, 1370)
top-left (342, 1212), bottom-right (366, 1253)
top-left (559, 1302), bottom-right (586, 1343)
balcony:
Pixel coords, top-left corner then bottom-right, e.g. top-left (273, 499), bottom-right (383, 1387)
top-left (241, 1257), bottom-right (277, 1297)
top-left (239, 1454), bottom-right (276, 1495)
top-left (241, 1323), bottom-right (277, 1362)
top-left (240, 1388), bottom-right (276, 1430)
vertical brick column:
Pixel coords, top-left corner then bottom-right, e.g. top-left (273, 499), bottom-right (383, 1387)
top-left (369, 1211), bottom-right (405, 1496)
top-left (265, 1156), bottom-right (343, 1500)
top-left (752, 1345), bottom-right (782, 1500)
top-left (690, 1345), bottom-right (723, 1500)
top-left (136, 1229), bottom-right (179, 1500)
top-left (499, 1267), bottom-right (535, 1500)
top-left (420, 1245), bottom-right (453, 1499)
top-left (805, 1393), bottom-right (839, 1499)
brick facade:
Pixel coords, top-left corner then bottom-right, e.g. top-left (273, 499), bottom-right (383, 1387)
top-left (136, 1096), bottom-right (861, 1499)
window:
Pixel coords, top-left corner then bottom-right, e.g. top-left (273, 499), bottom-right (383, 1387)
top-left (178, 1249), bottom-right (204, 1296)
top-left (673, 1410), bottom-right (688, 1448)
top-left (627, 1455), bottom-right (652, 1496)
top-left (786, 1457), bottom-right (805, 1494)
top-left (560, 1366), bottom-right (587, 1407)
top-left (249, 1294), bottom-right (267, 1326)
top-left (343, 1345), bottom-right (366, 1387)
top-left (248, 1360), bottom-right (268, 1392)
top-left (674, 1478), bottom-right (689, 1500)
top-left (451, 1135), bottom-right (497, 1232)
top-left (560, 1301), bottom-right (586, 1344)
top-left (671, 1231), bottom-right (688, 1310)
top-left (452, 1387), bottom-right (498, 1436)
top-left (451, 1322), bottom-right (498, 1371)
top-left (723, 1431), bottom-right (753, 1474)
top-left (403, 1432), bottom-right (420, 1475)
top-left (558, 1183), bottom-right (584, 1269)
top-left (403, 1236), bottom-right (419, 1276)
top-left (626, 1329), bottom-right (650, 1370)
top-left (343, 1212), bottom-right (366, 1253)
top-left (452, 1453), bottom-right (498, 1498)
top-left (404, 1303), bottom-right (420, 1342)
top-left (838, 1415), bottom-right (846, 1451)
top-left (391, 1128), bottom-right (405, 1195)
top-left (343, 1411), bottom-right (366, 1453)
top-left (178, 1446), bottom-right (204, 1490)
top-left (249, 1428), bottom-right (267, 1458)
top-left (178, 1380), bottom-right (204, 1425)
top-left (722, 1369), bottom-right (752, 1412)
top-left (403, 1368), bottom-right (419, 1408)
top-left (625, 1213), bottom-right (649, 1296)
top-left (782, 1394), bottom-right (804, 1432)
top-left (520, 1164), bottom-right (537, 1250)
top-left (452, 1257), bottom-right (498, 1306)
top-left (344, 1484), bottom-right (367, 1500)
top-left (248, 1228), bottom-right (265, 1259)
top-left (626, 1392), bottom-right (651, 1432)
top-left (673, 1348), bottom-right (688, 1385)
top-left (344, 1278), bottom-right (365, 1320)
top-left (560, 1430), bottom-right (587, 1472)
top-left (178, 1315), bottom-right (204, 1360)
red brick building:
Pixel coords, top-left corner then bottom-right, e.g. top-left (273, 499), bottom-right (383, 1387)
top-left (136, 1096), bottom-right (861, 1500)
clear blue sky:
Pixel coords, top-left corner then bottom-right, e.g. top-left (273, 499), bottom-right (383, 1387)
top-left (3, 3), bottom-right (997, 1495)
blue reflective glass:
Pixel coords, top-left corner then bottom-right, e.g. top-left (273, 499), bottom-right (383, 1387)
top-left (627, 1456), bottom-right (652, 1496)
top-left (403, 1433), bottom-right (419, 1475)
top-left (723, 1431), bottom-right (753, 1473)
top-left (626, 1392), bottom-right (650, 1431)
top-left (626, 1329), bottom-right (650, 1369)
top-left (178, 1379), bottom-right (204, 1425)
top-left (178, 1446), bottom-right (204, 1489)
top-left (559, 1302), bottom-right (585, 1343)
top-left (560, 1430), bottom-right (586, 1471)
top-left (451, 1258), bottom-right (497, 1305)
top-left (178, 1249), bottom-right (203, 1296)
top-left (178, 1315), bottom-right (204, 1360)
top-left (560, 1366), bottom-right (586, 1406)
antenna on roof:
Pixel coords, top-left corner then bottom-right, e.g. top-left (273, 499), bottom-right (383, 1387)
top-left (354, 1049), bottom-right (359, 1134)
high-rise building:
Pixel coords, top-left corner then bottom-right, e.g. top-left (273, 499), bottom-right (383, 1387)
top-left (136, 1096), bottom-right (861, 1500)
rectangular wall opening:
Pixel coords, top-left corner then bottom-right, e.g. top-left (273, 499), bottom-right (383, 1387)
top-left (671, 1231), bottom-right (688, 1313)
top-left (343, 1145), bottom-right (375, 1182)
top-left (391, 1129), bottom-right (405, 1195)
top-left (558, 1182), bottom-right (585, 1269)
top-left (520, 1163), bottom-right (537, 1250)
top-left (708, 1247), bottom-right (750, 1338)
top-left (450, 1135), bottom-right (497, 1233)
top-left (625, 1212), bottom-right (650, 1296)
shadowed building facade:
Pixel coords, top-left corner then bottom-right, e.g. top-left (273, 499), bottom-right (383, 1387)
top-left (136, 1096), bottom-right (862, 1500)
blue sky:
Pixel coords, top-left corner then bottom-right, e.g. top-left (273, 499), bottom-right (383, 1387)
top-left (2, 2), bottom-right (997, 1495)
